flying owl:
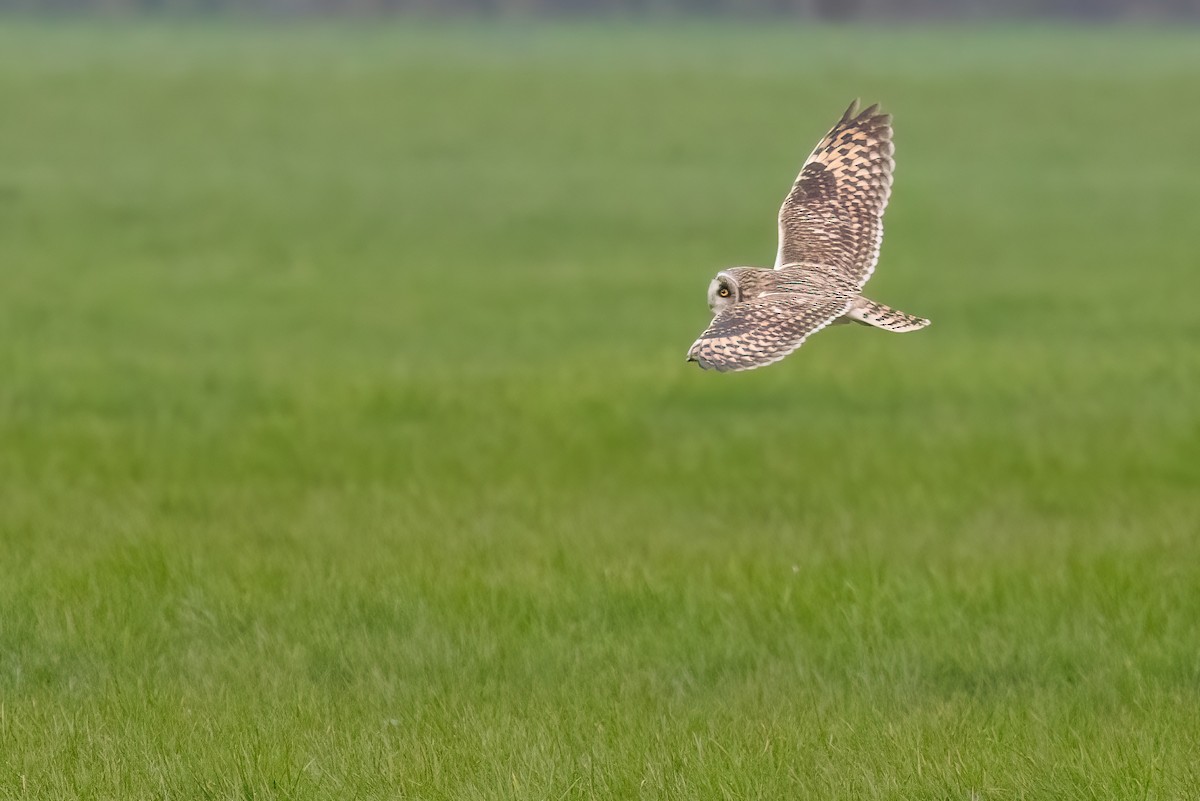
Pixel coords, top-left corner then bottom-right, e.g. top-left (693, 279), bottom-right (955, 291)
top-left (686, 100), bottom-right (929, 372)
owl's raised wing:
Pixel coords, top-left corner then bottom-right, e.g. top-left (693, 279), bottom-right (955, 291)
top-left (686, 295), bottom-right (851, 372)
top-left (773, 101), bottom-right (894, 289)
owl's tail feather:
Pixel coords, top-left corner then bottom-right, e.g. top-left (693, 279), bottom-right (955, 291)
top-left (848, 296), bottom-right (930, 332)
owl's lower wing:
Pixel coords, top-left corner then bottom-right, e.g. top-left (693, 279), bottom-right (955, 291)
top-left (686, 296), bottom-right (850, 372)
top-left (773, 100), bottom-right (894, 290)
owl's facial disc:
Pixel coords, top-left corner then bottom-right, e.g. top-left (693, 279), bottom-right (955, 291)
top-left (707, 273), bottom-right (737, 312)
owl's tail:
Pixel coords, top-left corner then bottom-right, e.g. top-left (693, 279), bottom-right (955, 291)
top-left (847, 296), bottom-right (930, 332)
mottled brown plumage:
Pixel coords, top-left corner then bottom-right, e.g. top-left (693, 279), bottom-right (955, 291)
top-left (774, 101), bottom-right (894, 286)
top-left (687, 100), bottom-right (929, 373)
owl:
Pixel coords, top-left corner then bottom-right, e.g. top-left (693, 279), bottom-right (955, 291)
top-left (687, 100), bottom-right (929, 372)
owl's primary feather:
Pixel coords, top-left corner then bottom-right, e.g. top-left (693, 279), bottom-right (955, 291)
top-left (687, 100), bottom-right (927, 373)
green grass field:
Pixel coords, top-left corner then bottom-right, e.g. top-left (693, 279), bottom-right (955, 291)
top-left (2, 21), bottom-right (1200, 799)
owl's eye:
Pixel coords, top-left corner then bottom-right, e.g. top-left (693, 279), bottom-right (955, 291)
top-left (717, 286), bottom-right (731, 298)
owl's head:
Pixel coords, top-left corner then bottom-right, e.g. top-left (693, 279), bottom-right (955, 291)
top-left (707, 269), bottom-right (746, 313)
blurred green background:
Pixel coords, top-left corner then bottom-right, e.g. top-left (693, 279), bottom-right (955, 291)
top-left (2, 19), bottom-right (1200, 801)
